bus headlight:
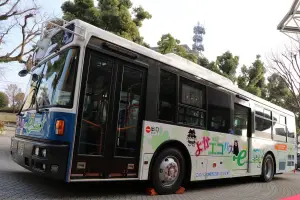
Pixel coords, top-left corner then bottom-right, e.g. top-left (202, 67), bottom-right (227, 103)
top-left (42, 149), bottom-right (47, 157)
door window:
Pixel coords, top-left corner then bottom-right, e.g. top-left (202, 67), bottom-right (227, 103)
top-left (115, 66), bottom-right (144, 157)
top-left (234, 104), bottom-right (249, 136)
top-left (78, 56), bottom-right (113, 155)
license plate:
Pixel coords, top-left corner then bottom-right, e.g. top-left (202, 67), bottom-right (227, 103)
top-left (17, 142), bottom-right (24, 155)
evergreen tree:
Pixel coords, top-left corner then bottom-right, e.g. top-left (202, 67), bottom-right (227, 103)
top-left (216, 51), bottom-right (239, 83)
top-left (238, 55), bottom-right (267, 98)
top-left (267, 73), bottom-right (295, 111)
top-left (61, 0), bottom-right (152, 46)
top-left (157, 33), bottom-right (198, 63)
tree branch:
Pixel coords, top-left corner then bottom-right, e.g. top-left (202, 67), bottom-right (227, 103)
top-left (0, 0), bottom-right (20, 21)
top-left (23, 48), bottom-right (34, 56)
top-left (0, 0), bottom-right (9, 7)
top-left (0, 13), bottom-right (40, 64)
top-left (270, 58), bottom-right (295, 94)
top-left (0, 0), bottom-right (37, 21)
top-left (0, 22), bottom-right (17, 44)
top-left (282, 52), bottom-right (300, 80)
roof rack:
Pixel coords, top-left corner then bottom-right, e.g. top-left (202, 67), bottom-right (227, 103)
top-left (40, 18), bottom-right (85, 40)
top-left (31, 18), bottom-right (86, 65)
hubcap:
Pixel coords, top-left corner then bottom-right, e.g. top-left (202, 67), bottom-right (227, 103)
top-left (265, 158), bottom-right (273, 179)
top-left (158, 156), bottom-right (180, 187)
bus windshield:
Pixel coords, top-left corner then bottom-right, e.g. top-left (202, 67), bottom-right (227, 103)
top-left (22, 48), bottom-right (79, 111)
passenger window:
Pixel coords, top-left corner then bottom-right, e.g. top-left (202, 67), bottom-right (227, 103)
top-left (255, 106), bottom-right (264, 116)
top-left (287, 116), bottom-right (296, 142)
top-left (178, 107), bottom-right (205, 127)
top-left (178, 77), bottom-right (206, 127)
top-left (207, 87), bottom-right (231, 133)
top-left (159, 70), bottom-right (177, 122)
top-left (255, 116), bottom-right (272, 139)
top-left (264, 109), bottom-right (272, 120)
top-left (272, 113), bottom-right (279, 123)
top-left (280, 116), bottom-right (286, 125)
top-left (255, 117), bottom-right (272, 132)
top-left (273, 123), bottom-right (286, 136)
top-left (273, 112), bottom-right (286, 142)
top-left (181, 83), bottom-right (204, 108)
top-left (234, 104), bottom-right (249, 136)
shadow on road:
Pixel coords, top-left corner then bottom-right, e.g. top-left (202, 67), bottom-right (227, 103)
top-left (0, 168), bottom-right (290, 198)
top-left (187, 175), bottom-right (287, 191)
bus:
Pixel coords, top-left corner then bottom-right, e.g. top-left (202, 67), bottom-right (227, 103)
top-left (11, 18), bottom-right (297, 195)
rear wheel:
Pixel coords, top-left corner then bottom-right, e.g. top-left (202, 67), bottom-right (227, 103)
top-left (260, 154), bottom-right (275, 182)
top-left (151, 148), bottom-right (185, 195)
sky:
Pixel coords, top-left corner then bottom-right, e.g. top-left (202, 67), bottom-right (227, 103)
top-left (1, 0), bottom-right (296, 93)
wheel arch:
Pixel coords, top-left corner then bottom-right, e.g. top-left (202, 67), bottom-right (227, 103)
top-left (148, 139), bottom-right (192, 183)
top-left (264, 151), bottom-right (276, 174)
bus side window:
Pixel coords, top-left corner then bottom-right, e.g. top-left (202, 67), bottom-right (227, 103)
top-left (287, 115), bottom-right (296, 143)
top-left (272, 112), bottom-right (286, 142)
top-left (254, 106), bottom-right (272, 139)
top-left (158, 70), bottom-right (177, 122)
top-left (207, 87), bottom-right (231, 134)
top-left (178, 77), bottom-right (206, 128)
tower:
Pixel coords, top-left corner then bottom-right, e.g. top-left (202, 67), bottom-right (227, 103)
top-left (192, 22), bottom-right (205, 54)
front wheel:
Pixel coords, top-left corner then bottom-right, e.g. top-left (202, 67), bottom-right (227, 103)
top-left (260, 154), bottom-right (275, 182)
top-left (151, 148), bottom-right (185, 195)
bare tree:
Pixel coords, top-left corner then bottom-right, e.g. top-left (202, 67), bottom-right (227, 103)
top-left (0, 0), bottom-right (43, 66)
top-left (268, 45), bottom-right (300, 114)
top-left (15, 92), bottom-right (24, 109)
top-left (5, 83), bottom-right (22, 113)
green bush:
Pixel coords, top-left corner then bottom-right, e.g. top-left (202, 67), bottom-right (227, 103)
top-left (0, 92), bottom-right (8, 108)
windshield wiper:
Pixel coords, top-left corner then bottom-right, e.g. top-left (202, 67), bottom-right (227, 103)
top-left (17, 89), bottom-right (34, 116)
top-left (34, 89), bottom-right (41, 114)
top-left (17, 74), bottom-right (43, 116)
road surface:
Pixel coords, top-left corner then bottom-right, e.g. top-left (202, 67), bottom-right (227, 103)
top-left (0, 128), bottom-right (299, 200)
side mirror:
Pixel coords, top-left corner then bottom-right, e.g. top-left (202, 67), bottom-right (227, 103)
top-left (18, 69), bottom-right (29, 77)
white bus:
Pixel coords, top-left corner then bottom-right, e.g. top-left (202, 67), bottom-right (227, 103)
top-left (11, 18), bottom-right (297, 195)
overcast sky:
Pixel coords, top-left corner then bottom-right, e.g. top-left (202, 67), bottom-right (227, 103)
top-left (1, 0), bottom-right (295, 93)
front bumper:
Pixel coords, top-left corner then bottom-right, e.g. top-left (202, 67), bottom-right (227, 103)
top-left (10, 136), bottom-right (69, 181)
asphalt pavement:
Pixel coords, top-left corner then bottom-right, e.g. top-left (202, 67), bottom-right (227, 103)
top-left (1, 128), bottom-right (300, 200)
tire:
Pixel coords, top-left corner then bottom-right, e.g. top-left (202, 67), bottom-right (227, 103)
top-left (151, 148), bottom-right (185, 195)
top-left (260, 154), bottom-right (275, 182)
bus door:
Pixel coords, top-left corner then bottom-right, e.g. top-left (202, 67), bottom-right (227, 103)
top-left (70, 49), bottom-right (147, 180)
top-left (232, 96), bottom-right (251, 174)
